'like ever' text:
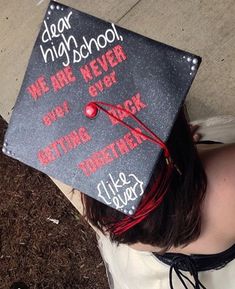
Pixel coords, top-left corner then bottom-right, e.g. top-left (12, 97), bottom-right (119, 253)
top-left (97, 172), bottom-right (144, 210)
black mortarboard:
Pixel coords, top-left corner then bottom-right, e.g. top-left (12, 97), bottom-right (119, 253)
top-left (2, 1), bottom-right (201, 218)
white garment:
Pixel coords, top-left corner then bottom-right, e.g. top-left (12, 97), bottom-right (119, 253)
top-left (97, 116), bottom-right (235, 289)
top-left (98, 232), bottom-right (235, 289)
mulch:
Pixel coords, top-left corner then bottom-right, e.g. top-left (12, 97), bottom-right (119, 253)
top-left (0, 116), bottom-right (109, 289)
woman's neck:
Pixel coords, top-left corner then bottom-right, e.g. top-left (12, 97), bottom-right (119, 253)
top-left (130, 144), bottom-right (235, 255)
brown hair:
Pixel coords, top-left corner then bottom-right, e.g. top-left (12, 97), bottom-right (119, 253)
top-left (81, 110), bottom-right (207, 252)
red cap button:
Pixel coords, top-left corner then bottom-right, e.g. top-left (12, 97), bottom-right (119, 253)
top-left (84, 102), bottom-right (99, 119)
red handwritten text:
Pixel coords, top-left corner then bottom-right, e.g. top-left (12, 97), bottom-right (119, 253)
top-left (79, 44), bottom-right (126, 82)
top-left (42, 100), bottom-right (70, 126)
top-left (77, 127), bottom-right (146, 176)
top-left (107, 93), bottom-right (147, 125)
top-left (50, 66), bottom-right (76, 92)
top-left (38, 127), bottom-right (91, 165)
top-left (27, 76), bottom-right (50, 100)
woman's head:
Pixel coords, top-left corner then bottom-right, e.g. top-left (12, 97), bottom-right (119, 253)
top-left (81, 109), bottom-right (207, 252)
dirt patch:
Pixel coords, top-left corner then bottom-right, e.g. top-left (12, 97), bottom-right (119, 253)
top-left (0, 116), bottom-right (109, 289)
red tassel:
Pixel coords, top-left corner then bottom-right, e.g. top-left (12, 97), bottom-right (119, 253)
top-left (111, 161), bottom-right (174, 234)
top-left (85, 101), bottom-right (175, 235)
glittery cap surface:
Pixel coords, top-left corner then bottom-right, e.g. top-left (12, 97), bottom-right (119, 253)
top-left (3, 1), bottom-right (201, 215)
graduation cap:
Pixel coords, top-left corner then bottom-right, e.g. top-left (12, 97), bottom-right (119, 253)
top-left (2, 1), bottom-right (201, 227)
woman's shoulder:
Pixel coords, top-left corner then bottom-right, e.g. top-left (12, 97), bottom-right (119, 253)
top-left (199, 143), bottom-right (235, 243)
top-left (199, 143), bottom-right (235, 195)
top-left (130, 144), bottom-right (235, 255)
top-left (199, 142), bottom-right (235, 168)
